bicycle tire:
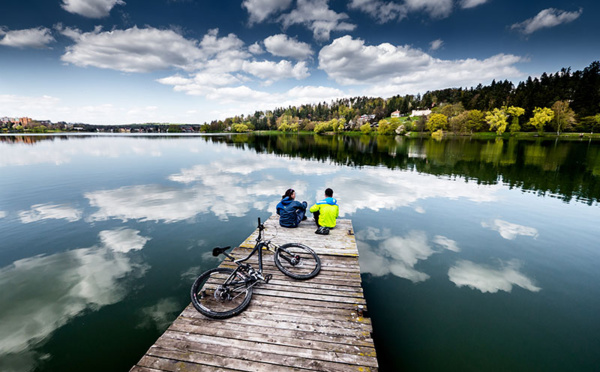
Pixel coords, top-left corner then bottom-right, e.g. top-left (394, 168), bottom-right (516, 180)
top-left (190, 267), bottom-right (253, 319)
top-left (274, 243), bottom-right (321, 280)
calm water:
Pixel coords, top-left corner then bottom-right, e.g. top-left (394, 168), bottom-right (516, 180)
top-left (1, 134), bottom-right (599, 372)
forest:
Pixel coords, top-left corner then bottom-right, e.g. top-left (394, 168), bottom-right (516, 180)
top-left (202, 61), bottom-right (600, 135)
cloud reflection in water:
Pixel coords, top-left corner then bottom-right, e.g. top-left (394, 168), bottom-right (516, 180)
top-left (330, 168), bottom-right (500, 216)
top-left (358, 228), bottom-right (459, 282)
top-left (448, 259), bottom-right (541, 293)
top-left (482, 219), bottom-right (539, 240)
top-left (85, 152), bottom-right (325, 222)
top-left (0, 228), bottom-right (150, 372)
top-left (18, 204), bottom-right (82, 223)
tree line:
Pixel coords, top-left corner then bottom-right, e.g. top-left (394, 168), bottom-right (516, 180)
top-left (206, 61), bottom-right (600, 135)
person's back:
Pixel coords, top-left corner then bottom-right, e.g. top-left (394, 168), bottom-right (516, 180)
top-left (309, 188), bottom-right (339, 228)
top-left (276, 189), bottom-right (307, 228)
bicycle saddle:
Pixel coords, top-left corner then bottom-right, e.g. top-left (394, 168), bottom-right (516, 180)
top-left (212, 246), bottom-right (232, 257)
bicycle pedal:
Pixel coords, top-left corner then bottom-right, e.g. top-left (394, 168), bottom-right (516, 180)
top-left (264, 274), bottom-right (273, 283)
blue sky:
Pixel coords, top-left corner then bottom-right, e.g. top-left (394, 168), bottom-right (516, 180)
top-left (0, 0), bottom-right (597, 124)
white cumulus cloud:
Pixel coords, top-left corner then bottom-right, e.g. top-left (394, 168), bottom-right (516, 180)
top-left (279, 0), bottom-right (356, 41)
top-left (264, 34), bottom-right (313, 60)
top-left (242, 0), bottom-right (293, 24)
top-left (348, 0), bottom-right (407, 23)
top-left (61, 0), bottom-right (125, 18)
top-left (429, 38), bottom-right (443, 51)
top-left (460, 0), bottom-right (489, 9)
top-left (511, 8), bottom-right (583, 35)
top-left (404, 0), bottom-right (453, 19)
top-left (242, 60), bottom-right (309, 84)
top-left (60, 26), bottom-right (204, 73)
top-left (319, 35), bottom-right (523, 95)
top-left (0, 27), bottom-right (55, 49)
top-left (448, 260), bottom-right (541, 293)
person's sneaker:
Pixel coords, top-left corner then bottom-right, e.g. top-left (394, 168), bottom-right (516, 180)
top-left (315, 226), bottom-right (330, 235)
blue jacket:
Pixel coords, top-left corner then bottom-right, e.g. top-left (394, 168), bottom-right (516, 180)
top-left (276, 197), bottom-right (307, 228)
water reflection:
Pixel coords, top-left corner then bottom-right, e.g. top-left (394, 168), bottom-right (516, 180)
top-left (18, 204), bottom-right (83, 224)
top-left (0, 136), bottom-right (166, 167)
top-left (481, 219), bottom-right (539, 240)
top-left (0, 229), bottom-right (149, 372)
top-left (448, 260), bottom-right (541, 293)
top-left (207, 134), bottom-right (600, 205)
top-left (85, 169), bottom-right (304, 223)
top-left (137, 298), bottom-right (181, 332)
top-left (99, 228), bottom-right (151, 253)
top-left (331, 168), bottom-right (499, 216)
top-left (358, 228), bottom-right (459, 282)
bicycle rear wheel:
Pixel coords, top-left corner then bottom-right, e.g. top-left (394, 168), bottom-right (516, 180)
top-left (190, 267), bottom-right (253, 319)
top-left (274, 243), bottom-right (321, 280)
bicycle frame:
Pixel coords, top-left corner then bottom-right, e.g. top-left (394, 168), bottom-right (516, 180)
top-left (219, 218), bottom-right (271, 282)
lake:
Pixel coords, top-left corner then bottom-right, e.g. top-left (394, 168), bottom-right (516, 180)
top-left (1, 134), bottom-right (599, 371)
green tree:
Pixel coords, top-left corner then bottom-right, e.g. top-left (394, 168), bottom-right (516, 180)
top-left (426, 113), bottom-right (448, 133)
top-left (377, 119), bottom-right (394, 135)
top-left (314, 122), bottom-right (332, 134)
top-left (485, 108), bottom-right (509, 135)
top-left (529, 107), bottom-right (555, 134)
top-left (449, 111), bottom-right (469, 133)
top-left (440, 102), bottom-right (465, 118)
top-left (551, 100), bottom-right (575, 134)
top-left (360, 123), bottom-right (372, 134)
top-left (465, 110), bottom-right (485, 132)
top-left (506, 106), bottom-right (525, 133)
top-left (232, 123), bottom-right (249, 132)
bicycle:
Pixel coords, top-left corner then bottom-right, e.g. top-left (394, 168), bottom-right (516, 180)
top-left (190, 217), bottom-right (321, 319)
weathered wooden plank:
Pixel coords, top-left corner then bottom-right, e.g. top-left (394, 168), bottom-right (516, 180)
top-left (174, 315), bottom-right (376, 348)
top-left (146, 346), bottom-right (309, 372)
top-left (152, 336), bottom-right (376, 372)
top-left (162, 330), bottom-right (379, 367)
top-left (180, 308), bottom-right (372, 338)
top-left (130, 364), bottom-right (165, 372)
top-left (169, 319), bottom-right (377, 355)
top-left (132, 217), bottom-right (378, 372)
top-left (136, 355), bottom-right (231, 372)
top-left (180, 305), bottom-right (371, 331)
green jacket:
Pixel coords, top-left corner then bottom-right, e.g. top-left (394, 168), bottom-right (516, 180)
top-left (309, 197), bottom-right (339, 228)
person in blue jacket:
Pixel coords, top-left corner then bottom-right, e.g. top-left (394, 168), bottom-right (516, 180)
top-left (276, 188), bottom-right (307, 228)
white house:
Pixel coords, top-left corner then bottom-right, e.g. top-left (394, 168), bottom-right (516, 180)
top-left (391, 110), bottom-right (400, 118)
top-left (411, 109), bottom-right (432, 117)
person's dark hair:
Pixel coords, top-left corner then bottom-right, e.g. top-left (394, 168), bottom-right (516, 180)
top-left (282, 188), bottom-right (295, 199)
top-left (325, 188), bottom-right (333, 197)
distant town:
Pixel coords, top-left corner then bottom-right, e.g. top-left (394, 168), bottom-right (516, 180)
top-left (0, 116), bottom-right (199, 133)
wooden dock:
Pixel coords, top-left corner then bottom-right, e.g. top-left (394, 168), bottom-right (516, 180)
top-left (131, 216), bottom-right (378, 371)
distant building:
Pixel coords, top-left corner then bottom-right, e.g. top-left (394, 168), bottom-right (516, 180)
top-left (411, 109), bottom-right (432, 117)
top-left (391, 110), bottom-right (400, 118)
top-left (19, 117), bottom-right (32, 126)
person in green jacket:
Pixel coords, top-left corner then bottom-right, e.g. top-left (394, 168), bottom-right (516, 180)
top-left (309, 188), bottom-right (339, 228)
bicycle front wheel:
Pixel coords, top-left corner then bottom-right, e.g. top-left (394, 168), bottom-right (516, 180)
top-left (190, 267), bottom-right (253, 319)
top-left (274, 243), bottom-right (321, 280)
